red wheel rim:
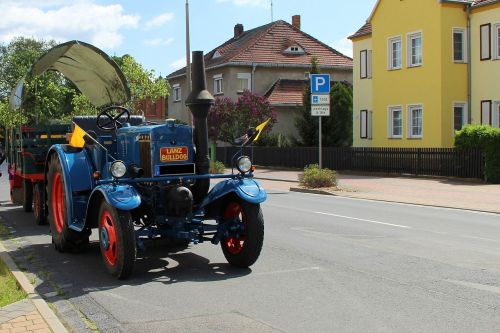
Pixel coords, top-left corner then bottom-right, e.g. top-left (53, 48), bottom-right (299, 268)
top-left (51, 172), bottom-right (65, 233)
top-left (223, 203), bottom-right (246, 255)
top-left (100, 210), bottom-right (117, 266)
top-left (34, 186), bottom-right (40, 219)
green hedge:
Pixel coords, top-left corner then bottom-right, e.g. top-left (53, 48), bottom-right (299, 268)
top-left (455, 125), bottom-right (500, 183)
top-left (299, 164), bottom-right (337, 188)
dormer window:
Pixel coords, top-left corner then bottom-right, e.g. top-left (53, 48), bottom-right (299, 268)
top-left (284, 45), bottom-right (305, 54)
top-left (212, 50), bottom-right (221, 59)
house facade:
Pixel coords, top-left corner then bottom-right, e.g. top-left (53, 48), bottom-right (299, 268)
top-left (350, 0), bottom-right (500, 148)
top-left (167, 16), bottom-right (353, 140)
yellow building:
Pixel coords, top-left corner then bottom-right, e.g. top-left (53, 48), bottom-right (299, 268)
top-left (350, 0), bottom-right (500, 148)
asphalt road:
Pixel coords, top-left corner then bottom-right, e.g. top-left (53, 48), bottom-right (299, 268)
top-left (1, 163), bottom-right (500, 332)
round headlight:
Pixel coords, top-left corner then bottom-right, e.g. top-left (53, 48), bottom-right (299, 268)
top-left (110, 161), bottom-right (127, 178)
top-left (236, 156), bottom-right (252, 174)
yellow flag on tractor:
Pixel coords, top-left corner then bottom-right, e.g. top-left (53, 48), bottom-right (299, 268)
top-left (253, 118), bottom-right (271, 142)
top-left (69, 123), bottom-right (87, 148)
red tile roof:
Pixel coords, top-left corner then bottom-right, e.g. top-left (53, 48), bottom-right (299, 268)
top-left (168, 20), bottom-right (352, 78)
top-left (265, 79), bottom-right (306, 106)
top-left (348, 23), bottom-right (372, 40)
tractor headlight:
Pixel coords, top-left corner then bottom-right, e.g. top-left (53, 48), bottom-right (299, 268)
top-left (110, 161), bottom-right (127, 178)
top-left (236, 156), bottom-right (252, 174)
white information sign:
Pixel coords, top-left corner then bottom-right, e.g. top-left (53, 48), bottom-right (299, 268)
top-left (311, 105), bottom-right (330, 116)
top-left (311, 94), bottom-right (330, 105)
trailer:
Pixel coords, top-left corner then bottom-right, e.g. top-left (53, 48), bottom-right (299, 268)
top-left (8, 41), bottom-right (266, 279)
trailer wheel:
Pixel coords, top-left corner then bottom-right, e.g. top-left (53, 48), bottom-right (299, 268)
top-left (221, 198), bottom-right (264, 268)
top-left (33, 182), bottom-right (46, 225)
top-left (47, 154), bottom-right (88, 252)
top-left (98, 200), bottom-right (136, 279)
top-left (23, 179), bottom-right (33, 212)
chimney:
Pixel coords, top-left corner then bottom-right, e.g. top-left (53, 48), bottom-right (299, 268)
top-left (292, 15), bottom-right (301, 30)
top-left (234, 23), bottom-right (244, 38)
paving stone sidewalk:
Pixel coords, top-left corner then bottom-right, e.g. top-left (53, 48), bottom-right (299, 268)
top-left (0, 299), bottom-right (51, 333)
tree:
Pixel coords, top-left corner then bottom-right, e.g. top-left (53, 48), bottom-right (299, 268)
top-left (208, 91), bottom-right (277, 145)
top-left (295, 58), bottom-right (353, 147)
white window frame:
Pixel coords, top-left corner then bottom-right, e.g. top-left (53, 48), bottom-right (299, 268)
top-left (492, 101), bottom-right (500, 128)
top-left (213, 74), bottom-right (223, 95)
top-left (360, 110), bottom-right (368, 139)
top-left (494, 24), bottom-right (500, 60)
top-left (173, 84), bottom-right (181, 102)
top-left (407, 31), bottom-right (423, 67)
top-left (452, 102), bottom-right (468, 134)
top-left (388, 105), bottom-right (403, 139)
top-left (236, 73), bottom-right (251, 93)
top-left (480, 24), bottom-right (491, 61)
top-left (388, 36), bottom-right (402, 70)
top-left (407, 104), bottom-right (423, 139)
top-left (360, 50), bottom-right (372, 79)
top-left (481, 100), bottom-right (492, 125)
top-left (452, 28), bottom-right (467, 63)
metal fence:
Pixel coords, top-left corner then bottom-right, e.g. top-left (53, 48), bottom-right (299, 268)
top-left (216, 147), bottom-right (484, 179)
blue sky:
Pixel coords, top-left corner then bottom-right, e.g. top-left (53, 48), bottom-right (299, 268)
top-left (0, 0), bottom-right (377, 77)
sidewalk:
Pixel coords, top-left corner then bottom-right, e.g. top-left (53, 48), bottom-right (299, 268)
top-left (0, 242), bottom-right (67, 333)
top-left (254, 168), bottom-right (500, 214)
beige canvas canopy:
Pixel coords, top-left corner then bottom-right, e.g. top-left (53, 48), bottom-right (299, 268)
top-left (10, 40), bottom-right (130, 110)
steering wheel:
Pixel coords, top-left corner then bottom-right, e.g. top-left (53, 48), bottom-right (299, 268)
top-left (97, 105), bottom-right (131, 131)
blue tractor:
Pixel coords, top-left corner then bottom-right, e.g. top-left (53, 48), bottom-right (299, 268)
top-left (16, 41), bottom-right (266, 279)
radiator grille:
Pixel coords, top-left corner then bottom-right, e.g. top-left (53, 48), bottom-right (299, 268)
top-left (158, 164), bottom-right (195, 176)
top-left (139, 134), bottom-right (151, 178)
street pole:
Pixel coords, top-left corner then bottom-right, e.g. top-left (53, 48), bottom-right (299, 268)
top-left (319, 116), bottom-right (322, 169)
top-left (185, 0), bottom-right (192, 125)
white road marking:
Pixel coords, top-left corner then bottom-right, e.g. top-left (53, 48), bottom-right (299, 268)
top-left (314, 211), bottom-right (412, 229)
top-left (253, 266), bottom-right (321, 276)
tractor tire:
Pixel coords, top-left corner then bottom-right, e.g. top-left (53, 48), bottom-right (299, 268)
top-left (220, 198), bottom-right (264, 268)
top-left (33, 182), bottom-right (47, 225)
top-left (23, 179), bottom-right (33, 212)
top-left (98, 200), bottom-right (136, 279)
top-left (47, 154), bottom-right (89, 252)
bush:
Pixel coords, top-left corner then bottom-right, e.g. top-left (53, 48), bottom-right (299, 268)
top-left (299, 164), bottom-right (337, 188)
top-left (455, 125), bottom-right (500, 183)
top-left (209, 160), bottom-right (226, 174)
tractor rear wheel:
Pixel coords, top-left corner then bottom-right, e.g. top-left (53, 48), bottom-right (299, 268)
top-left (98, 200), bottom-right (136, 279)
top-left (47, 154), bottom-right (88, 252)
top-left (220, 198), bottom-right (264, 268)
top-left (33, 182), bottom-right (46, 225)
top-left (23, 179), bottom-right (33, 212)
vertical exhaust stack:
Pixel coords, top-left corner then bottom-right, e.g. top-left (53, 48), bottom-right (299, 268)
top-left (186, 51), bottom-right (214, 204)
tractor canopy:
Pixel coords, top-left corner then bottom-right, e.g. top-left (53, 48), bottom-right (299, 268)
top-left (9, 40), bottom-right (130, 110)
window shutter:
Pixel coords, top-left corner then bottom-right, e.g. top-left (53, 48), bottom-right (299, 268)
top-left (360, 50), bottom-right (367, 79)
top-left (367, 50), bottom-right (373, 78)
top-left (387, 109), bottom-right (392, 138)
top-left (360, 110), bottom-right (367, 138)
top-left (481, 100), bottom-right (492, 125)
top-left (481, 24), bottom-right (491, 61)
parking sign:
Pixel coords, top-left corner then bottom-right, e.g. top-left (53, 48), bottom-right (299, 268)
top-left (310, 74), bottom-right (330, 94)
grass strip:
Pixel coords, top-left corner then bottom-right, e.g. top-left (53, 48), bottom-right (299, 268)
top-left (0, 257), bottom-right (27, 307)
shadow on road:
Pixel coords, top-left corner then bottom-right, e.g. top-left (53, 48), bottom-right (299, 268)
top-left (0, 206), bottom-right (251, 302)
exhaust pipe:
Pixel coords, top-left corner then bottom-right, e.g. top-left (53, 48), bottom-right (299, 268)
top-left (186, 51), bottom-right (214, 204)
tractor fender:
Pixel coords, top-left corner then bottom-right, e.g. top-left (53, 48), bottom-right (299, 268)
top-left (45, 145), bottom-right (94, 231)
top-left (89, 184), bottom-right (141, 212)
top-left (200, 178), bottom-right (267, 209)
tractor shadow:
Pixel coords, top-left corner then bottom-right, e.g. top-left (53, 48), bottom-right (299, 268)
top-left (0, 206), bottom-right (252, 301)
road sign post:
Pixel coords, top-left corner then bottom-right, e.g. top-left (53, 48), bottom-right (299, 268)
top-left (310, 74), bottom-right (331, 169)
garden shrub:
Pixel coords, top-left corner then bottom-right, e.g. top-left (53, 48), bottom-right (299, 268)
top-left (209, 160), bottom-right (226, 174)
top-left (455, 125), bottom-right (500, 183)
top-left (299, 164), bottom-right (337, 188)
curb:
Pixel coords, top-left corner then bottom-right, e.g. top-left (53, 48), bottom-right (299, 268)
top-left (0, 241), bottom-right (68, 333)
top-left (289, 187), bottom-right (337, 196)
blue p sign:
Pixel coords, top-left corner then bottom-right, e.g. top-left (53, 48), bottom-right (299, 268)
top-left (310, 74), bottom-right (330, 94)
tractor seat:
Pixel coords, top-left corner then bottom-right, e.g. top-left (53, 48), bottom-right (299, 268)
top-left (72, 115), bottom-right (145, 138)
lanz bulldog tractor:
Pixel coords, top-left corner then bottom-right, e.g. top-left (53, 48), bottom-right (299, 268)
top-left (12, 41), bottom-right (266, 279)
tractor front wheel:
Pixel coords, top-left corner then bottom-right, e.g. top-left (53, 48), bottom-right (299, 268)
top-left (47, 154), bottom-right (88, 252)
top-left (221, 198), bottom-right (264, 268)
top-left (33, 182), bottom-right (46, 225)
top-left (98, 200), bottom-right (136, 279)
